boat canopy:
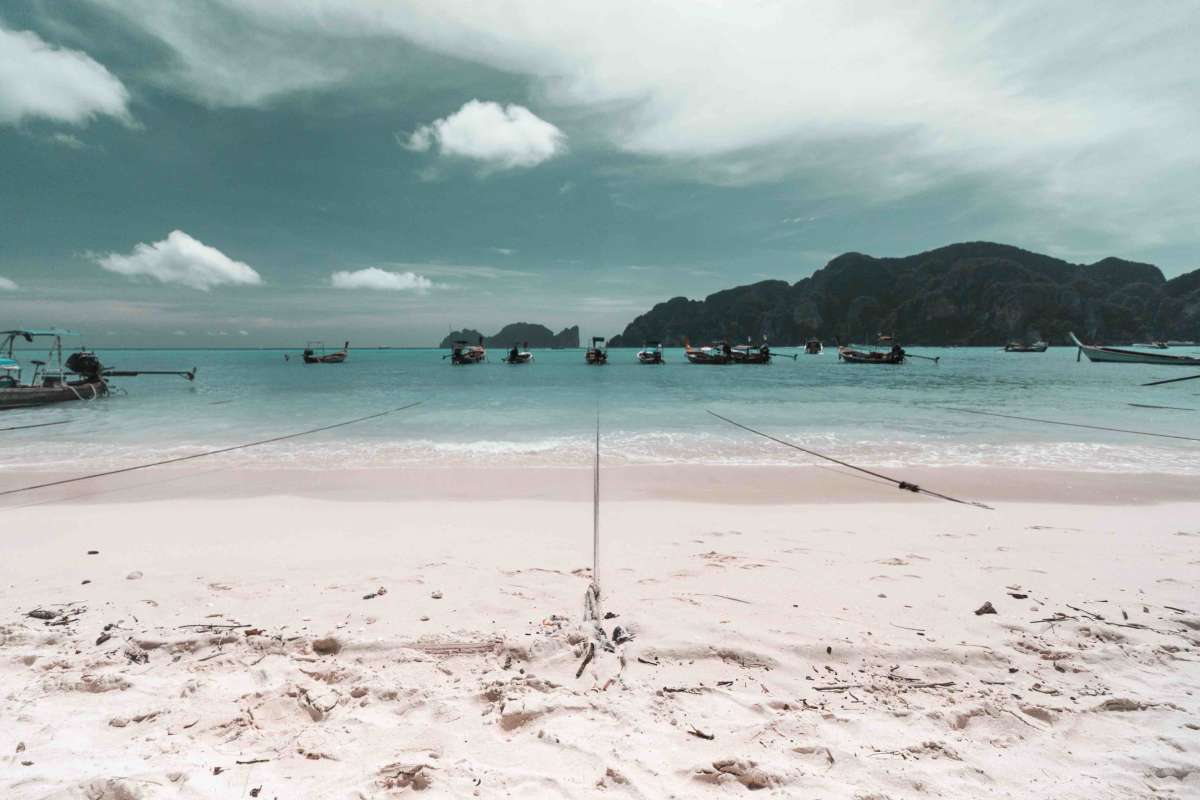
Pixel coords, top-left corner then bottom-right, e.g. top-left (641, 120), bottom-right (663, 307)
top-left (1, 329), bottom-right (81, 338)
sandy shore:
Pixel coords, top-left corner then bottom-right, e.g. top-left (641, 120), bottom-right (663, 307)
top-left (2, 470), bottom-right (1199, 798)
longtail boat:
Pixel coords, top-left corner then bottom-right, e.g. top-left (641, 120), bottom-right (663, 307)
top-left (446, 338), bottom-right (486, 365)
top-left (838, 343), bottom-right (906, 364)
top-left (805, 339), bottom-right (824, 354)
top-left (685, 341), bottom-right (732, 364)
top-left (636, 342), bottom-right (664, 364)
top-left (302, 340), bottom-right (349, 363)
top-left (1070, 333), bottom-right (1200, 366)
top-left (1004, 340), bottom-right (1048, 352)
top-left (585, 337), bottom-right (608, 365)
top-left (503, 342), bottom-right (534, 364)
top-left (1, 329), bottom-right (195, 410)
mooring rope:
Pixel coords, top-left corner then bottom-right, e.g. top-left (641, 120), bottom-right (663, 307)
top-left (946, 407), bottom-right (1200, 443)
top-left (0, 420), bottom-right (71, 433)
top-left (706, 409), bottom-right (992, 509)
top-left (0, 401), bottom-right (422, 499)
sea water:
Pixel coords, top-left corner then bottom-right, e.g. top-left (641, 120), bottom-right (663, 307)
top-left (1, 347), bottom-right (1197, 475)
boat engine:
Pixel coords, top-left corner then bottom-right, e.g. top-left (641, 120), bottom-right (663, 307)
top-left (65, 351), bottom-right (105, 380)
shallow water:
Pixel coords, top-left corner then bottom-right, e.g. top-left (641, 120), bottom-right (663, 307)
top-left (2, 346), bottom-right (1198, 474)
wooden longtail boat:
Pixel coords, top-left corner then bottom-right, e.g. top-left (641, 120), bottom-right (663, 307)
top-left (837, 344), bottom-right (906, 364)
top-left (685, 341), bottom-right (732, 364)
top-left (447, 338), bottom-right (486, 365)
top-left (302, 341), bottom-right (349, 363)
top-left (1004, 341), bottom-right (1048, 352)
top-left (1, 329), bottom-right (194, 410)
top-left (503, 342), bottom-right (534, 364)
top-left (1070, 333), bottom-right (1200, 366)
top-left (586, 337), bottom-right (608, 365)
top-left (805, 339), bottom-right (824, 354)
top-left (636, 342), bottom-right (664, 364)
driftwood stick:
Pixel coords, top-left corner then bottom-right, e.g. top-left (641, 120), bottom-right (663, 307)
top-left (1066, 604), bottom-right (1104, 621)
top-left (688, 726), bottom-right (715, 740)
top-left (575, 642), bottom-right (595, 679)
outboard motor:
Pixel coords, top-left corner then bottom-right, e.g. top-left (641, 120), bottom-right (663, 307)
top-left (65, 351), bottom-right (105, 381)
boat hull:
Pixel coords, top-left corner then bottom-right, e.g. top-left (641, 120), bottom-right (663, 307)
top-left (0, 380), bottom-right (107, 410)
top-left (1070, 333), bottom-right (1200, 365)
top-left (838, 347), bottom-right (904, 364)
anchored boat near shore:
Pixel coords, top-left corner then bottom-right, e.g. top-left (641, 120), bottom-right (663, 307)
top-left (0, 329), bottom-right (195, 410)
top-left (585, 337), bottom-right (608, 365)
top-left (1070, 333), bottom-right (1200, 366)
top-left (301, 341), bottom-right (349, 364)
top-left (636, 342), bottom-right (664, 364)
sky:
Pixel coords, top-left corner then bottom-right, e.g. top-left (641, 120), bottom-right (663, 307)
top-left (0, 1), bottom-right (1197, 346)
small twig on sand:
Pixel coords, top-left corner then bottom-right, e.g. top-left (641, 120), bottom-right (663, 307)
top-left (890, 623), bottom-right (926, 633)
top-left (236, 758), bottom-right (270, 765)
top-left (575, 642), bottom-right (595, 679)
top-left (178, 623), bottom-right (250, 630)
top-left (1066, 604), bottom-right (1104, 621)
top-left (1164, 605), bottom-right (1189, 614)
top-left (663, 686), bottom-right (704, 695)
top-left (814, 684), bottom-right (862, 692)
top-left (637, 656), bottom-right (660, 667)
top-left (688, 726), bottom-right (715, 740)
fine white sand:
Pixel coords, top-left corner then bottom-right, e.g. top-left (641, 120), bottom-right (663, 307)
top-left (2, 471), bottom-right (1199, 798)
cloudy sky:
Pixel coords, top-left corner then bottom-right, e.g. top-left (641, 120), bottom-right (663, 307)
top-left (1, 1), bottom-right (1197, 346)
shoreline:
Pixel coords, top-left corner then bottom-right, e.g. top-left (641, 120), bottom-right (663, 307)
top-left (3, 463), bottom-right (1198, 506)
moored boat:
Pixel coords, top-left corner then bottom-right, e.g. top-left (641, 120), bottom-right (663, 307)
top-left (1070, 333), bottom-right (1200, 365)
top-left (302, 341), bottom-right (349, 363)
top-left (1133, 341), bottom-right (1169, 349)
top-left (502, 342), bottom-right (534, 364)
top-left (447, 338), bottom-right (486, 365)
top-left (636, 342), bottom-right (664, 364)
top-left (837, 343), bottom-right (906, 364)
top-left (1004, 340), bottom-right (1048, 353)
top-left (585, 337), bottom-right (608, 365)
top-left (685, 341), bottom-right (732, 364)
top-left (805, 338), bottom-right (823, 355)
top-left (1, 329), bottom-right (194, 410)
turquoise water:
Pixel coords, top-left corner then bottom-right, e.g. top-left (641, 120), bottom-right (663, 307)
top-left (2, 346), bottom-right (1198, 474)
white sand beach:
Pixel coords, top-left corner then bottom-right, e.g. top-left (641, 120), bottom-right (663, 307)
top-left (3, 467), bottom-right (1198, 798)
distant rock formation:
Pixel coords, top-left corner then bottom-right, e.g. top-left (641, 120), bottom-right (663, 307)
top-left (439, 323), bottom-right (579, 349)
top-left (608, 242), bottom-right (1200, 346)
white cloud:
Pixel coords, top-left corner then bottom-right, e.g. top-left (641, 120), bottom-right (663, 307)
top-left (0, 26), bottom-right (130, 126)
top-left (405, 100), bottom-right (564, 168)
top-left (95, 230), bottom-right (263, 291)
top-left (330, 267), bottom-right (433, 291)
top-left (58, 2), bottom-right (1200, 248)
top-left (0, 276), bottom-right (18, 291)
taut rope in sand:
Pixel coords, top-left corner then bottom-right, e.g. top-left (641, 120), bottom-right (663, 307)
top-left (947, 407), bottom-right (1200, 443)
top-left (706, 409), bottom-right (992, 509)
top-left (583, 410), bottom-right (603, 626)
top-left (0, 419), bottom-right (71, 433)
top-left (1141, 372), bottom-right (1200, 387)
top-left (0, 402), bottom-right (423, 499)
